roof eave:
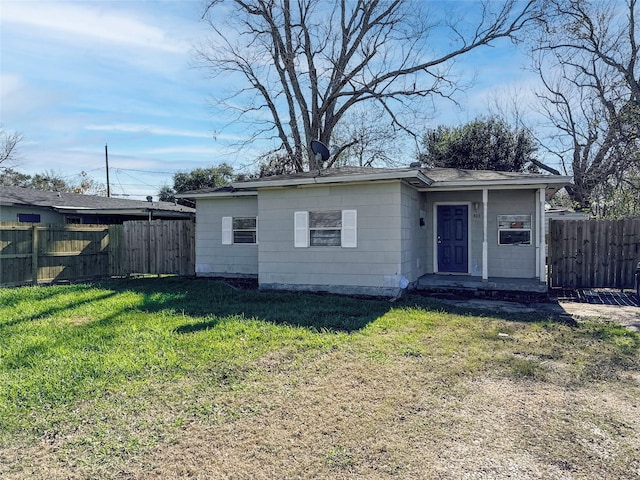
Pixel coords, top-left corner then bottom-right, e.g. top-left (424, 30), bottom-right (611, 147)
top-left (421, 176), bottom-right (572, 190)
top-left (51, 207), bottom-right (194, 216)
top-left (176, 190), bottom-right (258, 199)
top-left (231, 169), bottom-right (432, 189)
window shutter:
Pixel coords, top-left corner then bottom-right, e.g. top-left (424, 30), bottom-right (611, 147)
top-left (294, 211), bottom-right (309, 247)
top-left (221, 216), bottom-right (232, 245)
top-left (342, 210), bottom-right (357, 248)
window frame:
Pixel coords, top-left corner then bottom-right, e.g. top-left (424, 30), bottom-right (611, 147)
top-left (221, 216), bottom-right (257, 245)
top-left (294, 209), bottom-right (357, 248)
top-left (309, 210), bottom-right (342, 247)
top-left (497, 214), bottom-right (532, 246)
top-left (17, 213), bottom-right (41, 223)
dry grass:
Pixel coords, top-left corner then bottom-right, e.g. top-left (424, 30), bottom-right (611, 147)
top-left (8, 349), bottom-right (638, 480)
top-left (1, 280), bottom-right (639, 479)
top-left (126, 353), bottom-right (639, 480)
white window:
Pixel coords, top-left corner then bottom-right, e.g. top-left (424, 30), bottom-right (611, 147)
top-left (498, 214), bottom-right (531, 245)
top-left (294, 210), bottom-right (357, 248)
top-left (310, 210), bottom-right (342, 246)
top-left (222, 216), bottom-right (257, 245)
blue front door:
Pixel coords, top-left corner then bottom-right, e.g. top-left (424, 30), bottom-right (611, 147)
top-left (437, 205), bottom-right (468, 273)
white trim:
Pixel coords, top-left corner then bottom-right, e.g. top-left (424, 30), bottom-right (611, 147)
top-left (433, 202), bottom-right (472, 275)
top-left (418, 177), bottom-right (570, 189)
top-left (538, 188), bottom-right (546, 282)
top-left (177, 190), bottom-right (257, 199)
top-left (497, 214), bottom-right (533, 246)
top-left (232, 170), bottom-right (432, 189)
top-left (482, 189), bottom-right (488, 281)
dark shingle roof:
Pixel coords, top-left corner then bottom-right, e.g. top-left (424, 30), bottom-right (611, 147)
top-left (0, 186), bottom-right (194, 213)
top-left (177, 166), bottom-right (571, 198)
top-left (230, 166), bottom-right (569, 187)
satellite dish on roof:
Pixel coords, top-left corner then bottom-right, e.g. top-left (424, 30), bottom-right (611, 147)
top-left (311, 140), bottom-right (330, 162)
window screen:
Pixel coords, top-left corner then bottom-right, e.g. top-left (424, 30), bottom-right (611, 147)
top-left (222, 216), bottom-right (257, 245)
top-left (309, 211), bottom-right (341, 246)
top-left (295, 210), bottom-right (357, 248)
top-left (233, 217), bottom-right (257, 244)
top-left (497, 215), bottom-right (532, 245)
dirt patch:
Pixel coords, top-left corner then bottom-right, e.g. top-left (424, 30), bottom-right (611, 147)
top-left (557, 301), bottom-right (640, 331)
top-left (434, 294), bottom-right (640, 332)
top-left (118, 352), bottom-right (639, 479)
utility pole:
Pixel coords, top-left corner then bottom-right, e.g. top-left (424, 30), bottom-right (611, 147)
top-left (105, 143), bottom-right (110, 198)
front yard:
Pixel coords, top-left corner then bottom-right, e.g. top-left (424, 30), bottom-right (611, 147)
top-left (1, 278), bottom-right (639, 479)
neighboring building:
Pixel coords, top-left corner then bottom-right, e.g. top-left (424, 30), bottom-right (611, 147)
top-left (180, 167), bottom-right (570, 297)
top-left (545, 207), bottom-right (591, 252)
top-left (0, 186), bottom-right (195, 224)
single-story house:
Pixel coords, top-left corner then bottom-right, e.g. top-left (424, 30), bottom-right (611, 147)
top-left (0, 186), bottom-right (195, 225)
top-left (180, 166), bottom-right (571, 297)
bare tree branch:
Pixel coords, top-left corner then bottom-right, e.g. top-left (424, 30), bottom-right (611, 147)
top-left (199, 0), bottom-right (540, 172)
top-left (0, 129), bottom-right (23, 167)
top-left (533, 0), bottom-right (640, 212)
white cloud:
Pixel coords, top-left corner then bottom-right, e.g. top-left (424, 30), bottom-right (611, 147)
top-left (84, 123), bottom-right (212, 139)
top-left (0, 74), bottom-right (21, 97)
top-left (0, 74), bottom-right (67, 124)
top-left (1, 1), bottom-right (190, 54)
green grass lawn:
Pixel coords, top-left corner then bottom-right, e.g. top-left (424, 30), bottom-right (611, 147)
top-left (1, 277), bottom-right (639, 479)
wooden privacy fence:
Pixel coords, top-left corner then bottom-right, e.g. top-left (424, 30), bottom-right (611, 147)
top-left (0, 220), bottom-right (195, 287)
top-left (548, 217), bottom-right (640, 289)
top-left (0, 223), bottom-right (119, 286)
top-left (122, 220), bottom-right (194, 276)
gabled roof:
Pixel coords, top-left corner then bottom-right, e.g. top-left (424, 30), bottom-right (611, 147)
top-left (0, 186), bottom-right (195, 217)
top-left (179, 166), bottom-right (571, 200)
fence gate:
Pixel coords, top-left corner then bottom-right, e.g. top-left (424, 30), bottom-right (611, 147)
top-left (122, 219), bottom-right (195, 276)
top-left (547, 217), bottom-right (640, 289)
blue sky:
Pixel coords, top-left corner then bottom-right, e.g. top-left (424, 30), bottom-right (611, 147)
top-left (1, 0), bottom-right (539, 199)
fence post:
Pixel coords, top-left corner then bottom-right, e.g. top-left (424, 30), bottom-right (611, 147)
top-left (31, 224), bottom-right (39, 285)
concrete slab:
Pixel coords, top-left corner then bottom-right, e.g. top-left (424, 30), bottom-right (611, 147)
top-left (427, 293), bottom-right (640, 332)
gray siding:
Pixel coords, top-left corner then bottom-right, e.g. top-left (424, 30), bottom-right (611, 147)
top-left (486, 189), bottom-right (537, 278)
top-left (257, 182), bottom-right (404, 295)
top-left (192, 182), bottom-right (542, 293)
top-left (194, 196), bottom-right (259, 278)
top-left (423, 189), bottom-right (538, 279)
top-left (400, 183), bottom-right (429, 283)
top-left (0, 206), bottom-right (63, 224)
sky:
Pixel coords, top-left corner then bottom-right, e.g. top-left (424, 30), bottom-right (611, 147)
top-left (0, 0), bottom-right (541, 200)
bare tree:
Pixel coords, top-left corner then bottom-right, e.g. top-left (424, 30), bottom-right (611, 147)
top-left (0, 129), bottom-right (23, 168)
top-left (199, 0), bottom-right (539, 172)
top-left (327, 107), bottom-right (405, 168)
top-left (533, 0), bottom-right (640, 211)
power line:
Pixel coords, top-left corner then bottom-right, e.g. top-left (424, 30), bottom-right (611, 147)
top-left (115, 169), bottom-right (165, 189)
top-left (115, 167), bottom-right (178, 175)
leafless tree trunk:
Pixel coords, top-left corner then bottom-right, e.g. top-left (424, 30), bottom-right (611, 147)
top-left (199, 0), bottom-right (539, 172)
top-left (533, 0), bottom-right (640, 212)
